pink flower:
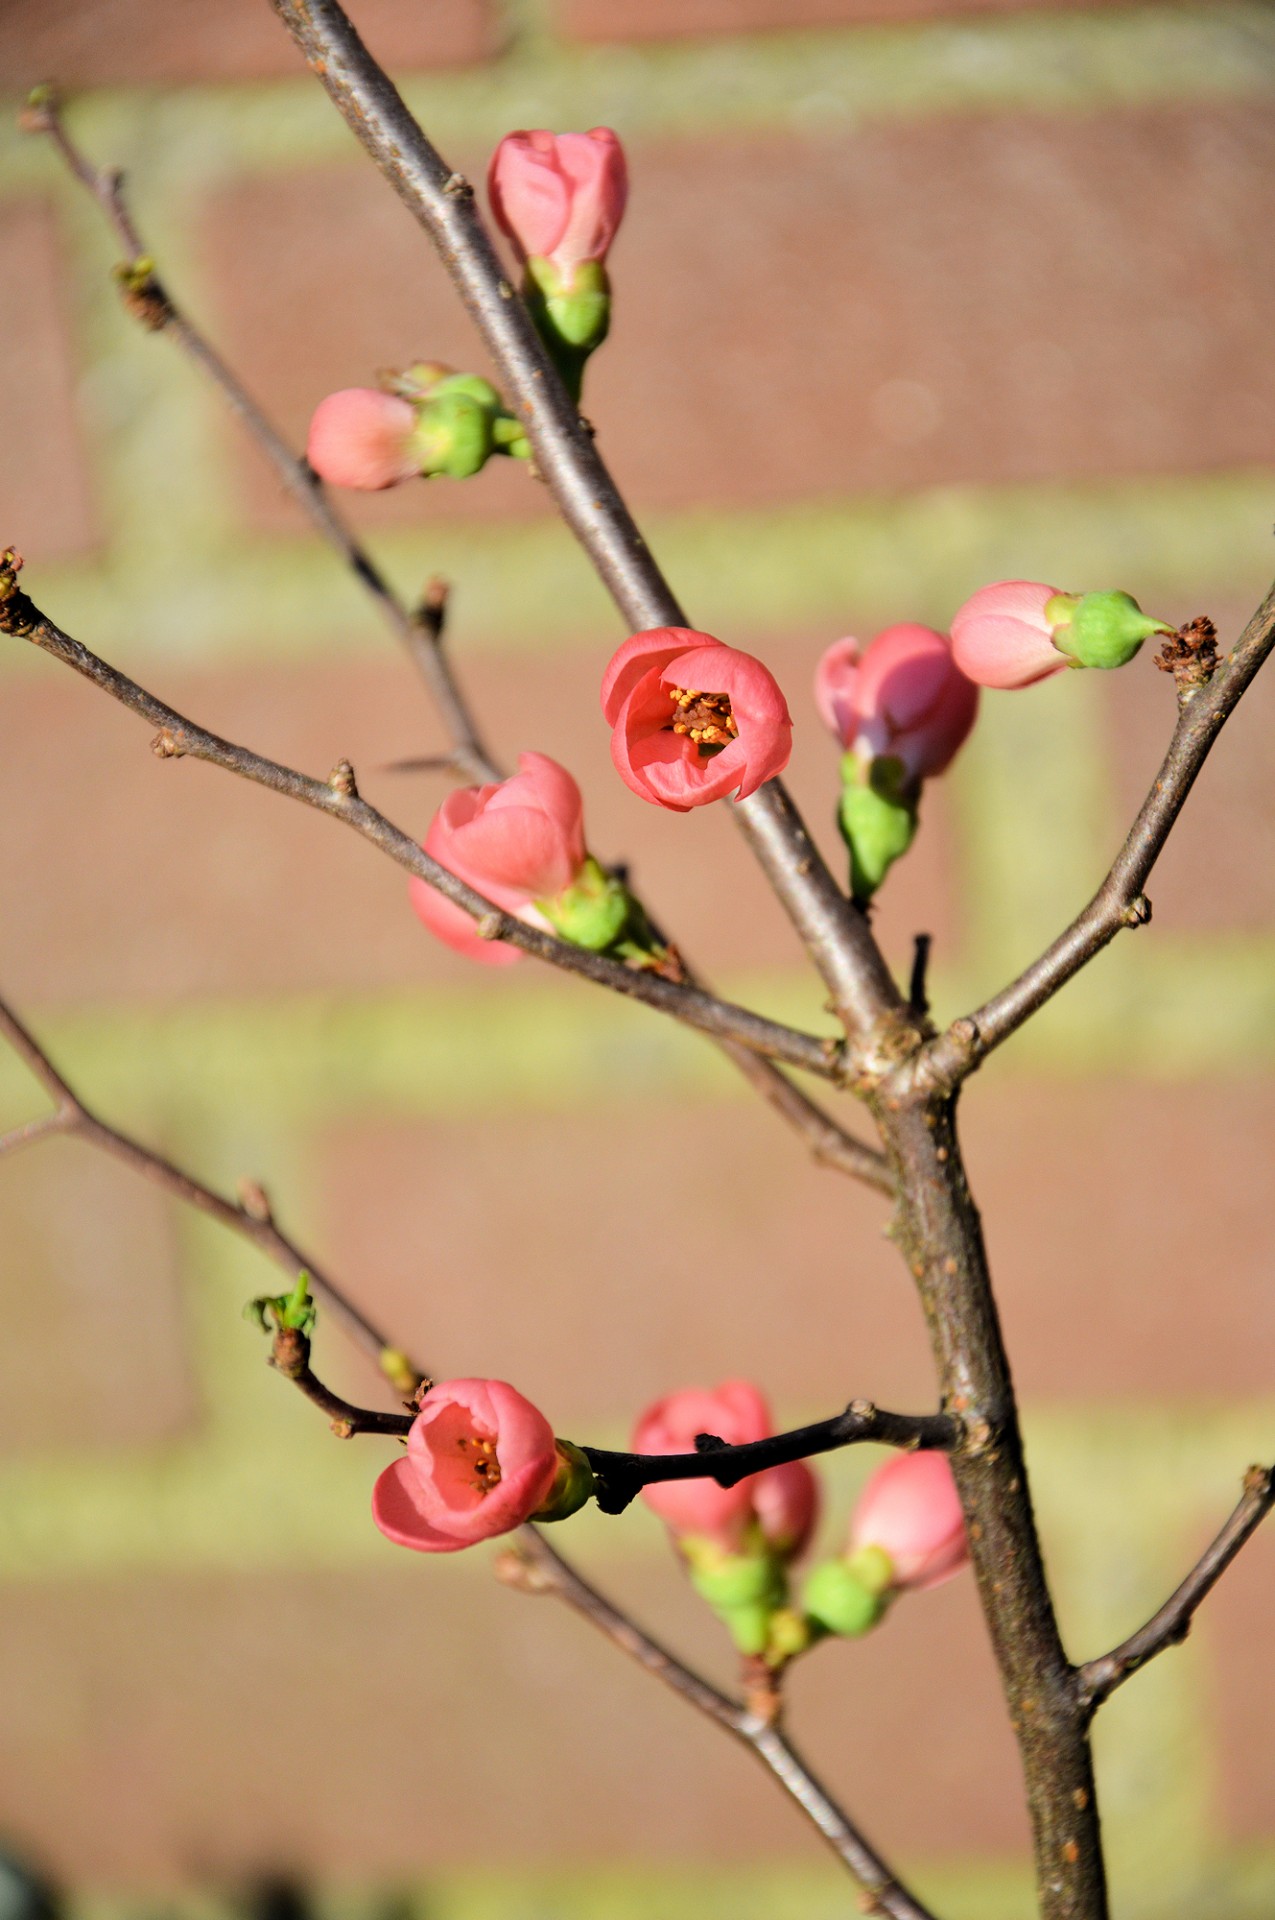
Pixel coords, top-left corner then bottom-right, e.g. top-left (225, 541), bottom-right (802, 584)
top-left (850, 1452), bottom-right (968, 1593)
top-left (372, 1378), bottom-right (561, 1552)
top-left (949, 580), bottom-right (1069, 690)
top-left (602, 628), bottom-right (793, 811)
top-left (815, 624), bottom-right (979, 783)
top-left (488, 129), bottom-right (628, 287)
top-left (306, 388), bottom-right (420, 491)
top-left (634, 1380), bottom-right (819, 1557)
top-left (409, 751), bottom-right (587, 966)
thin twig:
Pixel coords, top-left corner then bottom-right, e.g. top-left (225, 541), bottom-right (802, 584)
top-left (0, 988), bottom-right (930, 1916)
top-left (1077, 1464), bottom-right (1275, 1712)
top-left (24, 91), bottom-right (499, 784)
top-left (29, 99), bottom-right (893, 1197)
top-left (922, 586), bottom-right (1275, 1087)
top-left (507, 1531), bottom-right (940, 1920)
top-left (267, 0), bottom-right (907, 1048)
top-left (0, 587), bottom-right (841, 1083)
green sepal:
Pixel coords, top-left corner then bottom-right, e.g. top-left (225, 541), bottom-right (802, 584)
top-left (845, 1543), bottom-right (895, 1597)
top-left (410, 388), bottom-right (496, 480)
top-left (532, 1440), bottom-right (597, 1524)
top-left (680, 1534), bottom-right (788, 1654)
top-left (802, 1559), bottom-right (886, 1639)
top-left (837, 754), bottom-right (918, 902)
top-left (539, 856), bottom-right (669, 965)
top-left (1050, 590), bottom-right (1173, 671)
top-left (522, 258), bottom-right (612, 403)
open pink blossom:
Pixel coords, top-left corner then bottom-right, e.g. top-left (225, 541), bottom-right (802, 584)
top-left (602, 628), bottom-right (793, 810)
top-left (409, 751), bottom-right (587, 966)
top-left (850, 1452), bottom-right (968, 1593)
top-left (815, 625), bottom-right (979, 782)
top-left (950, 579), bottom-right (1068, 690)
top-left (488, 129), bottom-right (628, 286)
top-left (373, 1378), bottom-right (560, 1552)
top-left (306, 388), bottom-right (420, 491)
top-left (634, 1380), bottom-right (819, 1556)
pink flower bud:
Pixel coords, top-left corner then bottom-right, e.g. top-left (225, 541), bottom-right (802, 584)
top-left (409, 751), bottom-right (587, 966)
top-left (602, 628), bottom-right (793, 811)
top-left (815, 624), bottom-right (979, 783)
top-left (849, 1452), bottom-right (968, 1593)
top-left (305, 388), bottom-right (421, 491)
top-left (488, 128), bottom-right (628, 288)
top-left (949, 579), bottom-right (1070, 690)
top-left (634, 1381), bottom-right (820, 1558)
top-left (372, 1378), bottom-right (561, 1552)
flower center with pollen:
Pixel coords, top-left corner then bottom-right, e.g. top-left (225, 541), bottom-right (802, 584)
top-left (666, 686), bottom-right (738, 756)
top-left (456, 1433), bottom-right (502, 1494)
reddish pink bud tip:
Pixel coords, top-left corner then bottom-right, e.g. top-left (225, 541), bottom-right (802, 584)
top-left (949, 580), bottom-right (1069, 690)
top-left (488, 127), bottom-right (628, 283)
top-left (372, 1378), bottom-right (560, 1552)
top-left (633, 1381), bottom-right (819, 1558)
top-left (410, 751), bottom-right (587, 964)
top-left (602, 628), bottom-right (793, 811)
top-left (815, 623), bottom-right (978, 781)
top-left (850, 1451), bottom-right (969, 1593)
top-left (306, 388), bottom-right (420, 491)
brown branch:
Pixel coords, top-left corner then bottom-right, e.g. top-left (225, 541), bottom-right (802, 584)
top-left (923, 584), bottom-right (1275, 1087)
top-left (24, 90), bottom-right (499, 785)
top-left (0, 586), bottom-right (840, 1083)
top-left (266, 0), bottom-right (908, 1050)
top-left (1077, 1464), bottom-right (1275, 1712)
top-left (505, 1531), bottom-right (941, 1920)
top-left (0, 991), bottom-right (397, 1365)
top-left (27, 97), bottom-right (893, 1198)
top-left (0, 988), bottom-right (930, 1916)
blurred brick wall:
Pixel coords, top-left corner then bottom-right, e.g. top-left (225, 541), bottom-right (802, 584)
top-left (1, 4), bottom-right (1274, 1918)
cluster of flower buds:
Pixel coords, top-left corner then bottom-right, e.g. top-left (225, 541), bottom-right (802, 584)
top-left (815, 625), bottom-right (978, 902)
top-left (306, 363), bottom-right (529, 491)
top-left (635, 1381), bottom-right (819, 1662)
top-left (373, 1378), bottom-right (594, 1553)
top-left (410, 750), bottom-right (662, 967)
top-left (951, 579), bottom-right (1174, 688)
top-left (489, 128), bottom-right (628, 400)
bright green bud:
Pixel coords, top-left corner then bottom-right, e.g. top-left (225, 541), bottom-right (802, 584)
top-left (684, 1539), bottom-right (782, 1612)
top-left (1050, 590), bottom-right (1173, 671)
top-left (540, 856), bottom-right (636, 952)
top-left (803, 1560), bottom-right (886, 1638)
top-left (533, 1440), bottom-right (597, 1523)
top-left (410, 388), bottom-right (495, 480)
top-left (523, 258), bottom-right (612, 403)
top-left (766, 1605), bottom-right (814, 1663)
top-left (837, 754), bottom-right (918, 903)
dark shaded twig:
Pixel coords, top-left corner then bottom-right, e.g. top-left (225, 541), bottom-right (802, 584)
top-left (267, 0), bottom-right (908, 1049)
top-left (0, 586), bottom-right (841, 1083)
top-left (584, 1400), bottom-right (955, 1514)
top-left (922, 587), bottom-right (1275, 1087)
top-left (908, 934), bottom-right (932, 1019)
top-left (507, 1531), bottom-right (940, 1920)
top-left (1077, 1464), bottom-right (1275, 1712)
top-left (24, 91), bottom-right (499, 785)
top-left (0, 988), bottom-right (929, 1915)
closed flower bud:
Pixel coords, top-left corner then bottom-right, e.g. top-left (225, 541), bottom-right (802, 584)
top-left (951, 579), bottom-right (1172, 688)
top-left (815, 625), bottom-right (978, 784)
top-left (849, 1452), bottom-right (968, 1593)
top-left (306, 388), bottom-right (421, 491)
top-left (372, 1379), bottom-right (564, 1553)
top-left (488, 129), bottom-right (627, 290)
top-left (603, 628), bottom-right (792, 811)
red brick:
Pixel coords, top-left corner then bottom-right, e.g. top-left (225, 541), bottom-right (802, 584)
top-left (0, 639), bottom-right (956, 1005)
top-left (0, 0), bottom-right (497, 89)
top-left (1104, 597), bottom-right (1275, 934)
top-left (202, 104), bottom-right (1275, 526)
top-left (0, 201), bottom-right (96, 563)
top-left (559, 0), bottom-right (1113, 43)
top-left (0, 1561), bottom-right (1022, 1880)
top-left (317, 1076), bottom-right (1275, 1431)
top-left (0, 1136), bottom-right (194, 1452)
top-left (1207, 1524), bottom-right (1275, 1841)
